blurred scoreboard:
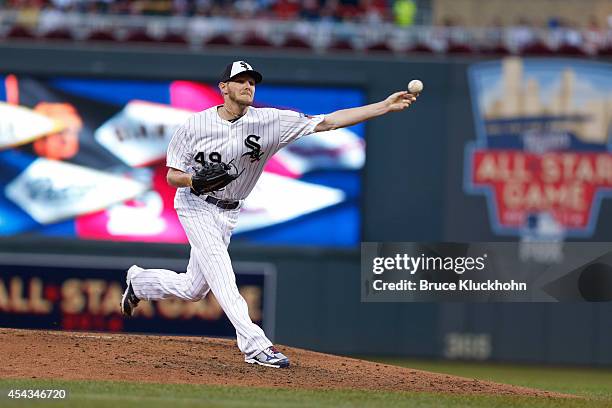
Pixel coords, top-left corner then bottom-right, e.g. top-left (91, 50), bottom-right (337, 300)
top-left (0, 75), bottom-right (365, 247)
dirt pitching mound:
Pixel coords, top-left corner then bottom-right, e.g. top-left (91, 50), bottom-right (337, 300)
top-left (0, 328), bottom-right (570, 398)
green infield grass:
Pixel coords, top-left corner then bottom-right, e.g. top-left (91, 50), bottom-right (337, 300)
top-left (370, 357), bottom-right (612, 400)
top-left (1, 360), bottom-right (611, 408)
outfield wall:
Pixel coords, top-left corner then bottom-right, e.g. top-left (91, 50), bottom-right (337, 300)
top-left (2, 239), bottom-right (611, 366)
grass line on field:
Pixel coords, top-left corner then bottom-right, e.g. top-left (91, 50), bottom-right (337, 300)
top-left (1, 377), bottom-right (611, 408)
top-left (367, 358), bottom-right (612, 400)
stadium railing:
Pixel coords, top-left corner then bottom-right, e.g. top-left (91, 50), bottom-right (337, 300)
top-left (0, 9), bottom-right (610, 55)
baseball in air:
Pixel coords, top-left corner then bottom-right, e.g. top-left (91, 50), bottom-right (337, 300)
top-left (408, 80), bottom-right (423, 94)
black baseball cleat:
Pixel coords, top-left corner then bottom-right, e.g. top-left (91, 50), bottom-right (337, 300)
top-left (120, 265), bottom-right (142, 317)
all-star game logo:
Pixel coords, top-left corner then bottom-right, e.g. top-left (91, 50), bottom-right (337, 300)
top-left (464, 57), bottom-right (612, 238)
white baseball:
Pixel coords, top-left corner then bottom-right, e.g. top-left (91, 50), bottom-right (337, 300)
top-left (408, 80), bottom-right (423, 94)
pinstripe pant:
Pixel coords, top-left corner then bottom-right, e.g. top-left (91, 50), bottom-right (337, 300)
top-left (130, 202), bottom-right (272, 357)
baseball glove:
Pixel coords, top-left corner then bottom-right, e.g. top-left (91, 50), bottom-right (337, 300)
top-left (191, 160), bottom-right (242, 194)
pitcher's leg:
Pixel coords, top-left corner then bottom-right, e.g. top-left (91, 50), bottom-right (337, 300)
top-left (191, 246), bottom-right (272, 357)
top-left (130, 251), bottom-right (209, 302)
top-left (177, 207), bottom-right (272, 356)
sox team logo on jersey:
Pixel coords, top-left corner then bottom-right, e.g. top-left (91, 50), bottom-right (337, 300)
top-left (242, 135), bottom-right (264, 162)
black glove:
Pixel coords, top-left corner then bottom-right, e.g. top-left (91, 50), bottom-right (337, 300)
top-left (191, 160), bottom-right (242, 195)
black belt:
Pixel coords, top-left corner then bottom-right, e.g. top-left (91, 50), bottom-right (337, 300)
top-left (205, 195), bottom-right (240, 210)
top-left (190, 189), bottom-right (240, 210)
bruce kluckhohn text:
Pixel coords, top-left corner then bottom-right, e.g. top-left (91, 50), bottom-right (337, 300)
top-left (372, 279), bottom-right (527, 292)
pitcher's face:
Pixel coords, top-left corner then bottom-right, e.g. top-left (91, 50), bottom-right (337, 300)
top-left (220, 73), bottom-right (256, 106)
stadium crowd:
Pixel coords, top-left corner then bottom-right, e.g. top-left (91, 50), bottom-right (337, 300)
top-left (0, 0), bottom-right (611, 54)
top-left (2, 0), bottom-right (403, 23)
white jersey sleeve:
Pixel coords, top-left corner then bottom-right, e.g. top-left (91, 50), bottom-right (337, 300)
top-left (278, 110), bottom-right (325, 147)
top-left (166, 124), bottom-right (193, 172)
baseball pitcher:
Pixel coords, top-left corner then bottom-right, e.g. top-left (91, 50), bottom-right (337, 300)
top-left (121, 60), bottom-right (418, 368)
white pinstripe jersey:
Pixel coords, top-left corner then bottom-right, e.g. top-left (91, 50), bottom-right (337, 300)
top-left (167, 105), bottom-right (324, 204)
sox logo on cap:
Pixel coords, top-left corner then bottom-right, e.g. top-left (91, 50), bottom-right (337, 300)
top-left (221, 60), bottom-right (263, 83)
